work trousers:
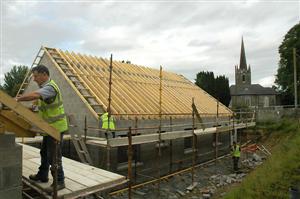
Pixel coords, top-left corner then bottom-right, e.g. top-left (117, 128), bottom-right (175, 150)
top-left (232, 156), bottom-right (239, 172)
top-left (38, 133), bottom-right (64, 182)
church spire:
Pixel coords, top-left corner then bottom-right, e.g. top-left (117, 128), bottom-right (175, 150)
top-left (239, 37), bottom-right (247, 70)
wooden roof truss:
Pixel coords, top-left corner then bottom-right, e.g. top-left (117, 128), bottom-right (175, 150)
top-left (31, 47), bottom-right (232, 120)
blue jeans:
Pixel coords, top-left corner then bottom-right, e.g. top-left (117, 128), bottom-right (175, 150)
top-left (38, 133), bottom-right (64, 182)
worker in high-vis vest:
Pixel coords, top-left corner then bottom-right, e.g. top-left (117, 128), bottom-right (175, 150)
top-left (100, 111), bottom-right (116, 138)
top-left (231, 141), bottom-right (241, 172)
top-left (16, 65), bottom-right (67, 193)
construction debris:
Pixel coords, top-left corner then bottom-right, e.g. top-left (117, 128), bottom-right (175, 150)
top-left (201, 187), bottom-right (215, 198)
top-left (132, 190), bottom-right (146, 196)
top-left (198, 154), bottom-right (264, 198)
top-left (186, 182), bottom-right (198, 191)
top-left (210, 173), bottom-right (246, 187)
top-left (258, 144), bottom-right (272, 156)
top-left (202, 193), bottom-right (211, 198)
top-left (252, 152), bottom-right (263, 162)
top-left (109, 151), bottom-right (266, 199)
top-left (176, 190), bottom-right (186, 196)
top-left (242, 153), bottom-right (264, 169)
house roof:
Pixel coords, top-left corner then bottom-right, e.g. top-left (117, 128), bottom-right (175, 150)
top-left (230, 84), bottom-right (277, 96)
top-left (42, 47), bottom-right (232, 119)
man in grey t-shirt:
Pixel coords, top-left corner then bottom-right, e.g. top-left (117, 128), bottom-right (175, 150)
top-left (16, 65), bottom-right (66, 193)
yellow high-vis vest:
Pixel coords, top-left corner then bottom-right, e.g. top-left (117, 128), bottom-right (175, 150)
top-left (232, 145), bottom-right (241, 157)
top-left (101, 112), bottom-right (115, 130)
top-left (38, 80), bottom-right (68, 133)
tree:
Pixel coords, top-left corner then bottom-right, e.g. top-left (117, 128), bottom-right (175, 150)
top-left (215, 75), bottom-right (231, 106)
top-left (195, 71), bottom-right (231, 106)
top-left (195, 71), bottom-right (216, 97)
top-left (275, 22), bottom-right (300, 105)
top-left (2, 65), bottom-right (29, 97)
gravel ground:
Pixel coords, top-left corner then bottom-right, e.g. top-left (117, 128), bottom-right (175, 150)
top-left (109, 152), bottom-right (265, 199)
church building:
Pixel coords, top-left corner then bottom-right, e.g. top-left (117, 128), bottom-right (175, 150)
top-left (230, 38), bottom-right (277, 108)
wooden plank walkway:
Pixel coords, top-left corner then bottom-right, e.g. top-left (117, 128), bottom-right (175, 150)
top-left (21, 144), bottom-right (127, 198)
top-left (86, 122), bottom-right (256, 147)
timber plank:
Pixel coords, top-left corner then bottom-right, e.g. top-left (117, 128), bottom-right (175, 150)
top-left (0, 90), bottom-right (60, 140)
top-left (22, 144), bottom-right (126, 198)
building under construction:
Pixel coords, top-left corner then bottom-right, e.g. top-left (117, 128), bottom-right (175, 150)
top-left (0, 46), bottom-right (255, 198)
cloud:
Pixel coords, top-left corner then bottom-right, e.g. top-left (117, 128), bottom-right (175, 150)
top-left (80, 26), bottom-right (140, 54)
top-left (188, 40), bottom-right (220, 48)
top-left (258, 75), bottom-right (276, 87)
top-left (0, 0), bottom-right (299, 88)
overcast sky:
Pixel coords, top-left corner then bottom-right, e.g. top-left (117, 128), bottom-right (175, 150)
top-left (1, 0), bottom-right (299, 87)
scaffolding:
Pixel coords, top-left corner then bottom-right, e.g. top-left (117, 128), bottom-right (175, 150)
top-left (83, 109), bottom-right (255, 198)
top-left (82, 53), bottom-right (255, 198)
top-left (16, 47), bottom-right (257, 198)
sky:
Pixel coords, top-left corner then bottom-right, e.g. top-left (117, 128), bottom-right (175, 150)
top-left (0, 0), bottom-right (299, 87)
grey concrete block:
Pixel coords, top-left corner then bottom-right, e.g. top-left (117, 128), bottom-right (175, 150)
top-left (0, 133), bottom-right (22, 197)
top-left (0, 186), bottom-right (22, 199)
top-left (0, 165), bottom-right (22, 190)
top-left (0, 169), bottom-right (2, 190)
top-left (0, 133), bottom-right (15, 148)
top-left (0, 145), bottom-right (22, 167)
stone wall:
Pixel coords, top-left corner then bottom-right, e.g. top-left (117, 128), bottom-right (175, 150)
top-left (231, 95), bottom-right (276, 108)
top-left (256, 107), bottom-right (300, 122)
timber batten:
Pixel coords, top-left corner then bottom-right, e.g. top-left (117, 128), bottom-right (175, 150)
top-left (30, 47), bottom-right (233, 120)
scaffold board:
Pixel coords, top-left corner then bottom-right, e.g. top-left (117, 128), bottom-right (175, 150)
top-left (21, 144), bottom-right (127, 198)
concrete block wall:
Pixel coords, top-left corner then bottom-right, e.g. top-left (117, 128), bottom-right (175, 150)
top-left (95, 116), bottom-right (231, 173)
top-left (65, 115), bottom-right (231, 174)
top-left (25, 54), bottom-right (102, 165)
top-left (109, 132), bottom-right (231, 178)
top-left (25, 54), bottom-right (99, 136)
top-left (0, 133), bottom-right (22, 199)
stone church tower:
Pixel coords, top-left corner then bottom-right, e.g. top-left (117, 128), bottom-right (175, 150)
top-left (235, 38), bottom-right (251, 86)
top-left (230, 38), bottom-right (277, 108)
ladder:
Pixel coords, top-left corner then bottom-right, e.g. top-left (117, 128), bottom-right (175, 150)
top-left (258, 144), bottom-right (272, 156)
top-left (68, 114), bottom-right (93, 165)
top-left (44, 47), bottom-right (104, 115)
top-left (16, 47), bottom-right (45, 97)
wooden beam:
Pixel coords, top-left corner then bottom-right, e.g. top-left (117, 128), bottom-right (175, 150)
top-left (0, 90), bottom-right (60, 140)
top-left (0, 111), bottom-right (35, 137)
top-left (1, 110), bottom-right (31, 129)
